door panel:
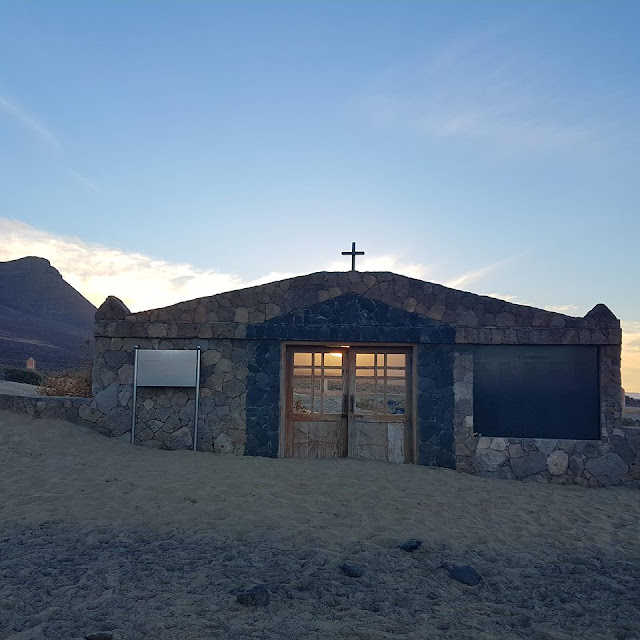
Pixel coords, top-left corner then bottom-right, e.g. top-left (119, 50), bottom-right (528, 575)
top-left (293, 421), bottom-right (347, 458)
top-left (348, 420), bottom-right (405, 462)
top-left (285, 345), bottom-right (412, 462)
top-left (349, 348), bottom-right (411, 463)
top-left (287, 347), bottom-right (348, 459)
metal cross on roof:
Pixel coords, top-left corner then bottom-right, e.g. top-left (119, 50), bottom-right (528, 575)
top-left (342, 241), bottom-right (365, 271)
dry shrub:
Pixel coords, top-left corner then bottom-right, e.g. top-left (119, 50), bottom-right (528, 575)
top-left (39, 367), bottom-right (92, 398)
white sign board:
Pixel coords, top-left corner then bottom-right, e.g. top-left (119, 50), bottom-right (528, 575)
top-left (136, 349), bottom-right (199, 387)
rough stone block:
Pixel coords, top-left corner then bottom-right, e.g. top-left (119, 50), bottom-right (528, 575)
top-left (511, 452), bottom-right (547, 479)
top-left (546, 450), bottom-right (569, 476)
top-left (95, 382), bottom-right (118, 414)
top-left (584, 453), bottom-right (627, 486)
top-left (474, 447), bottom-right (507, 472)
top-left (165, 426), bottom-right (193, 449)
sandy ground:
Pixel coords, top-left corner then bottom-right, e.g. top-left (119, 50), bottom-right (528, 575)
top-left (0, 381), bottom-right (40, 397)
top-left (1, 411), bottom-right (639, 640)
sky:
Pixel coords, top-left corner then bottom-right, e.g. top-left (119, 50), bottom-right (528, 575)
top-left (0, 1), bottom-right (639, 390)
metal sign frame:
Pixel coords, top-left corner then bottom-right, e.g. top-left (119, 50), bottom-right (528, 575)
top-left (131, 346), bottom-right (202, 451)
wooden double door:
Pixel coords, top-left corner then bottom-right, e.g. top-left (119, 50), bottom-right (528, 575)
top-left (284, 345), bottom-right (413, 463)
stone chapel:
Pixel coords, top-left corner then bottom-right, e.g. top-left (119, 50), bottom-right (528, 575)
top-left (89, 269), bottom-right (630, 486)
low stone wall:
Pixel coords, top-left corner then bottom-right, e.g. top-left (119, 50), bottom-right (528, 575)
top-left (0, 392), bottom-right (137, 442)
top-left (0, 393), bottom-right (94, 426)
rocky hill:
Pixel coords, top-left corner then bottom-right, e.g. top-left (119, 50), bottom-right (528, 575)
top-left (0, 257), bottom-right (96, 371)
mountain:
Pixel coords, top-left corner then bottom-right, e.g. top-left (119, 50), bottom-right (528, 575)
top-left (0, 257), bottom-right (96, 371)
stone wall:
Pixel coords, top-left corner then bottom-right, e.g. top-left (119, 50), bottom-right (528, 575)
top-left (0, 394), bottom-right (91, 424)
top-left (453, 345), bottom-right (640, 486)
top-left (93, 335), bottom-right (248, 453)
top-left (417, 345), bottom-right (455, 468)
top-left (245, 340), bottom-right (281, 457)
top-left (89, 272), bottom-right (627, 484)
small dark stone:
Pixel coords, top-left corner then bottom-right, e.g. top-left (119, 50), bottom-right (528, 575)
top-left (448, 564), bottom-right (482, 586)
top-left (339, 563), bottom-right (365, 578)
top-left (236, 585), bottom-right (270, 606)
top-left (398, 539), bottom-right (422, 552)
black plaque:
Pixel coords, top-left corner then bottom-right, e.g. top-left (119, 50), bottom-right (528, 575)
top-left (473, 346), bottom-right (599, 440)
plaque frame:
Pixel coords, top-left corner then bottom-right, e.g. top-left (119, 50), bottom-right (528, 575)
top-left (131, 346), bottom-right (202, 451)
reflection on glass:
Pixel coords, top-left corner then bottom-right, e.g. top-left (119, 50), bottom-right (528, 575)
top-left (356, 353), bottom-right (374, 367)
top-left (293, 394), bottom-right (311, 413)
top-left (387, 379), bottom-right (406, 394)
top-left (293, 349), bottom-right (407, 417)
top-left (356, 393), bottom-right (375, 414)
top-left (294, 352), bottom-right (312, 366)
top-left (293, 377), bottom-right (311, 391)
top-left (356, 378), bottom-right (375, 394)
top-left (386, 395), bottom-right (405, 414)
top-left (292, 352), bottom-right (345, 415)
top-left (323, 396), bottom-right (342, 413)
top-left (325, 352), bottom-right (343, 367)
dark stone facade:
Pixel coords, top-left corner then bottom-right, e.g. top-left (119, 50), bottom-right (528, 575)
top-left (246, 294), bottom-right (458, 463)
top-left (247, 294), bottom-right (455, 344)
top-left (245, 340), bottom-right (280, 457)
top-left (417, 346), bottom-right (455, 468)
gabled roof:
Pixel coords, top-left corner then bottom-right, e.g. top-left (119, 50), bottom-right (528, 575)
top-left (97, 270), bottom-right (619, 331)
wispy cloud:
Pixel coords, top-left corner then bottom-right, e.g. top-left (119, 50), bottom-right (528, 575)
top-left (445, 256), bottom-right (515, 289)
top-left (485, 292), bottom-right (535, 307)
top-left (0, 96), bottom-right (60, 149)
top-left (543, 304), bottom-right (580, 315)
top-left (358, 28), bottom-right (604, 155)
top-left (485, 292), bottom-right (580, 315)
top-left (0, 94), bottom-right (103, 196)
top-left (65, 168), bottom-right (106, 196)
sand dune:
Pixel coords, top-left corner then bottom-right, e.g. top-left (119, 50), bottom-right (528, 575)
top-left (1, 410), bottom-right (639, 639)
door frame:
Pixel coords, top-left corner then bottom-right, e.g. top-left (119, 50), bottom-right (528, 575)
top-left (279, 342), bottom-right (418, 462)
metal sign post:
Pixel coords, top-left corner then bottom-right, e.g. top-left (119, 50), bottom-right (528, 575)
top-left (131, 346), bottom-right (202, 451)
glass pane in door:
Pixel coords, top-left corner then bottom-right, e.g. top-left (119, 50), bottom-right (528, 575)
top-left (292, 350), bottom-right (345, 415)
top-left (354, 350), bottom-right (407, 416)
